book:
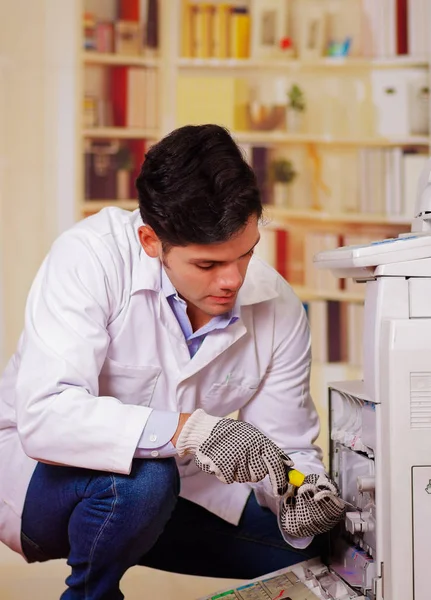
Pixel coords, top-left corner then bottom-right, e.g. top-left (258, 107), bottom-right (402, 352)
top-left (118, 0), bottom-right (139, 21)
top-left (110, 66), bottom-right (128, 126)
top-left (126, 68), bottom-right (146, 128)
top-left (191, 3), bottom-right (213, 58)
top-left (212, 3), bottom-right (230, 58)
top-left (230, 7), bottom-right (250, 59)
top-left (146, 0), bottom-right (159, 54)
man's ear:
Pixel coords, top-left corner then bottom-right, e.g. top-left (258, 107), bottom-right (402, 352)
top-left (138, 225), bottom-right (161, 258)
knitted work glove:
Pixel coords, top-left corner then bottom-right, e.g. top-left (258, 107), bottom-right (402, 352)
top-left (280, 473), bottom-right (346, 537)
top-left (176, 409), bottom-right (294, 496)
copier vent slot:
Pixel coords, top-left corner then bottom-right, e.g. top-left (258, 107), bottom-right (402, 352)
top-left (410, 372), bottom-right (431, 429)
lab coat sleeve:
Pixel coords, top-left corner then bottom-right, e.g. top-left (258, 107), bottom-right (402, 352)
top-left (134, 410), bottom-right (179, 457)
top-left (15, 230), bottom-right (152, 474)
top-left (238, 280), bottom-right (325, 548)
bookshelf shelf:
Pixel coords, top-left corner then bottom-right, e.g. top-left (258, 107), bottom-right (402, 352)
top-left (177, 56), bottom-right (429, 71)
top-left (81, 200), bottom-right (138, 213)
top-left (82, 127), bottom-right (160, 140)
top-left (266, 207), bottom-right (411, 227)
top-left (82, 51), bottom-right (160, 67)
top-left (293, 285), bottom-right (365, 304)
top-left (234, 131), bottom-right (430, 147)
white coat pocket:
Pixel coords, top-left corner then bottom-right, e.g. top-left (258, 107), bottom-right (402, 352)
top-left (203, 375), bottom-right (262, 416)
top-left (98, 357), bottom-right (161, 407)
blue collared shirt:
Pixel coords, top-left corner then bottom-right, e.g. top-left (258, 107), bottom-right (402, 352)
top-left (135, 266), bottom-right (240, 458)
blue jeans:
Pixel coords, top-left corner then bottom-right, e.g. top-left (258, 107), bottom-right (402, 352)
top-left (21, 459), bottom-right (327, 600)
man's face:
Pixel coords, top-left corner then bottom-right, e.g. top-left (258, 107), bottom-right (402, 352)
top-left (138, 216), bottom-right (260, 323)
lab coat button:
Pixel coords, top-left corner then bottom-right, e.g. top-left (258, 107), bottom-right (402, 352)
top-left (149, 434), bottom-right (157, 442)
top-left (151, 450), bottom-right (159, 457)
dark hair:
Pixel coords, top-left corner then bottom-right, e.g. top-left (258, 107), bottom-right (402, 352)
top-left (135, 124), bottom-right (262, 249)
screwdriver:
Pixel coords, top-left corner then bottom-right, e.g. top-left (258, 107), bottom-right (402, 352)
top-left (286, 466), bottom-right (305, 487)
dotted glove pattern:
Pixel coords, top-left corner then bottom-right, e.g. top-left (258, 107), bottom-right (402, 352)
top-left (195, 417), bottom-right (294, 496)
top-left (280, 473), bottom-right (346, 537)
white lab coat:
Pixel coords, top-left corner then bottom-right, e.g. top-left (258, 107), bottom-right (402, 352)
top-left (0, 208), bottom-right (324, 556)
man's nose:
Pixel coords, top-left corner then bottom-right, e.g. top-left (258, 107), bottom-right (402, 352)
top-left (218, 264), bottom-right (243, 291)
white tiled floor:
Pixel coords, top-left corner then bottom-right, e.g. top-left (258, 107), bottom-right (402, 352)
top-left (0, 543), bottom-right (244, 600)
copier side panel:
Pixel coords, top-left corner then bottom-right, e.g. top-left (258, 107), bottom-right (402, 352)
top-left (380, 318), bottom-right (431, 600)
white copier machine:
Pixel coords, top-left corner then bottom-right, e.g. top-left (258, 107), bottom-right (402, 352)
top-left (303, 158), bottom-right (431, 600)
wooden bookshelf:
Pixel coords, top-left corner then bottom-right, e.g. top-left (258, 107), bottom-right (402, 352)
top-left (80, 200), bottom-right (138, 213)
top-left (177, 57), bottom-right (429, 71)
top-left (265, 207), bottom-right (411, 227)
top-left (83, 127), bottom-right (160, 140)
top-left (233, 131), bottom-right (430, 147)
top-left (82, 51), bottom-right (160, 67)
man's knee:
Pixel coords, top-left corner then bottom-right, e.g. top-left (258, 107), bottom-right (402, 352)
top-left (114, 457), bottom-right (180, 522)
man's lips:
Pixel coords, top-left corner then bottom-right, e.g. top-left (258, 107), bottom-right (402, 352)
top-left (208, 294), bottom-right (235, 303)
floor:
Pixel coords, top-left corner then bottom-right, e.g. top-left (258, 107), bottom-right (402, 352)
top-left (0, 544), bottom-right (244, 600)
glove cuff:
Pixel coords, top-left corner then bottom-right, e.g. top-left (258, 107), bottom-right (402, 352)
top-left (176, 409), bottom-right (222, 457)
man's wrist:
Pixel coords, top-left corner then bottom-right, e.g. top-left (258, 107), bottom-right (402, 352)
top-left (171, 413), bottom-right (192, 447)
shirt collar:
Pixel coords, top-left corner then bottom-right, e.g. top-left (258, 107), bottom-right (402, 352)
top-left (162, 266), bottom-right (240, 325)
top-left (161, 266), bottom-right (177, 299)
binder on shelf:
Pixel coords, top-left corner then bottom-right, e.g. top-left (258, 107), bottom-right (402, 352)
top-left (181, 1), bottom-right (194, 57)
top-left (275, 229), bottom-right (289, 280)
top-left (212, 3), bottom-right (230, 58)
top-left (396, 0), bottom-right (408, 55)
top-left (191, 3), bottom-right (213, 58)
top-left (110, 66), bottom-right (128, 126)
top-left (230, 7), bottom-right (250, 59)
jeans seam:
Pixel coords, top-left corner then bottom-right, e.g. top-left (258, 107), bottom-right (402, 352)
top-left (85, 475), bottom-right (118, 599)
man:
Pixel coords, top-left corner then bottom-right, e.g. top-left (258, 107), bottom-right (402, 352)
top-left (0, 124), bottom-right (345, 599)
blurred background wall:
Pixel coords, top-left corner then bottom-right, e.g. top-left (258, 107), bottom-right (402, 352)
top-left (0, 0), bottom-right (79, 367)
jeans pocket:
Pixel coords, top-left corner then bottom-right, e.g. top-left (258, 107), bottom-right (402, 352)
top-left (21, 531), bottom-right (51, 563)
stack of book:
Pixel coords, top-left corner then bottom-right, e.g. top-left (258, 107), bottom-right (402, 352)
top-left (181, 3), bottom-right (250, 59)
top-left (110, 67), bottom-right (159, 129)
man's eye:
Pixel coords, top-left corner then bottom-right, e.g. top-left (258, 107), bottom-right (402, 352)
top-left (197, 264), bottom-right (214, 270)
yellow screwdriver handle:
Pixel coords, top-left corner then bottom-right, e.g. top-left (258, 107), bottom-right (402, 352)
top-left (287, 468), bottom-right (305, 488)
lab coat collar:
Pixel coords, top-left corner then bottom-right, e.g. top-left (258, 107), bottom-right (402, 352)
top-left (129, 211), bottom-right (278, 306)
top-left (130, 210), bottom-right (162, 294)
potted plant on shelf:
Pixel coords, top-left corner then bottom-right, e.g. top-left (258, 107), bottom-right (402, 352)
top-left (286, 84), bottom-right (306, 133)
top-left (116, 145), bottom-right (134, 200)
top-left (269, 158), bottom-right (296, 207)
